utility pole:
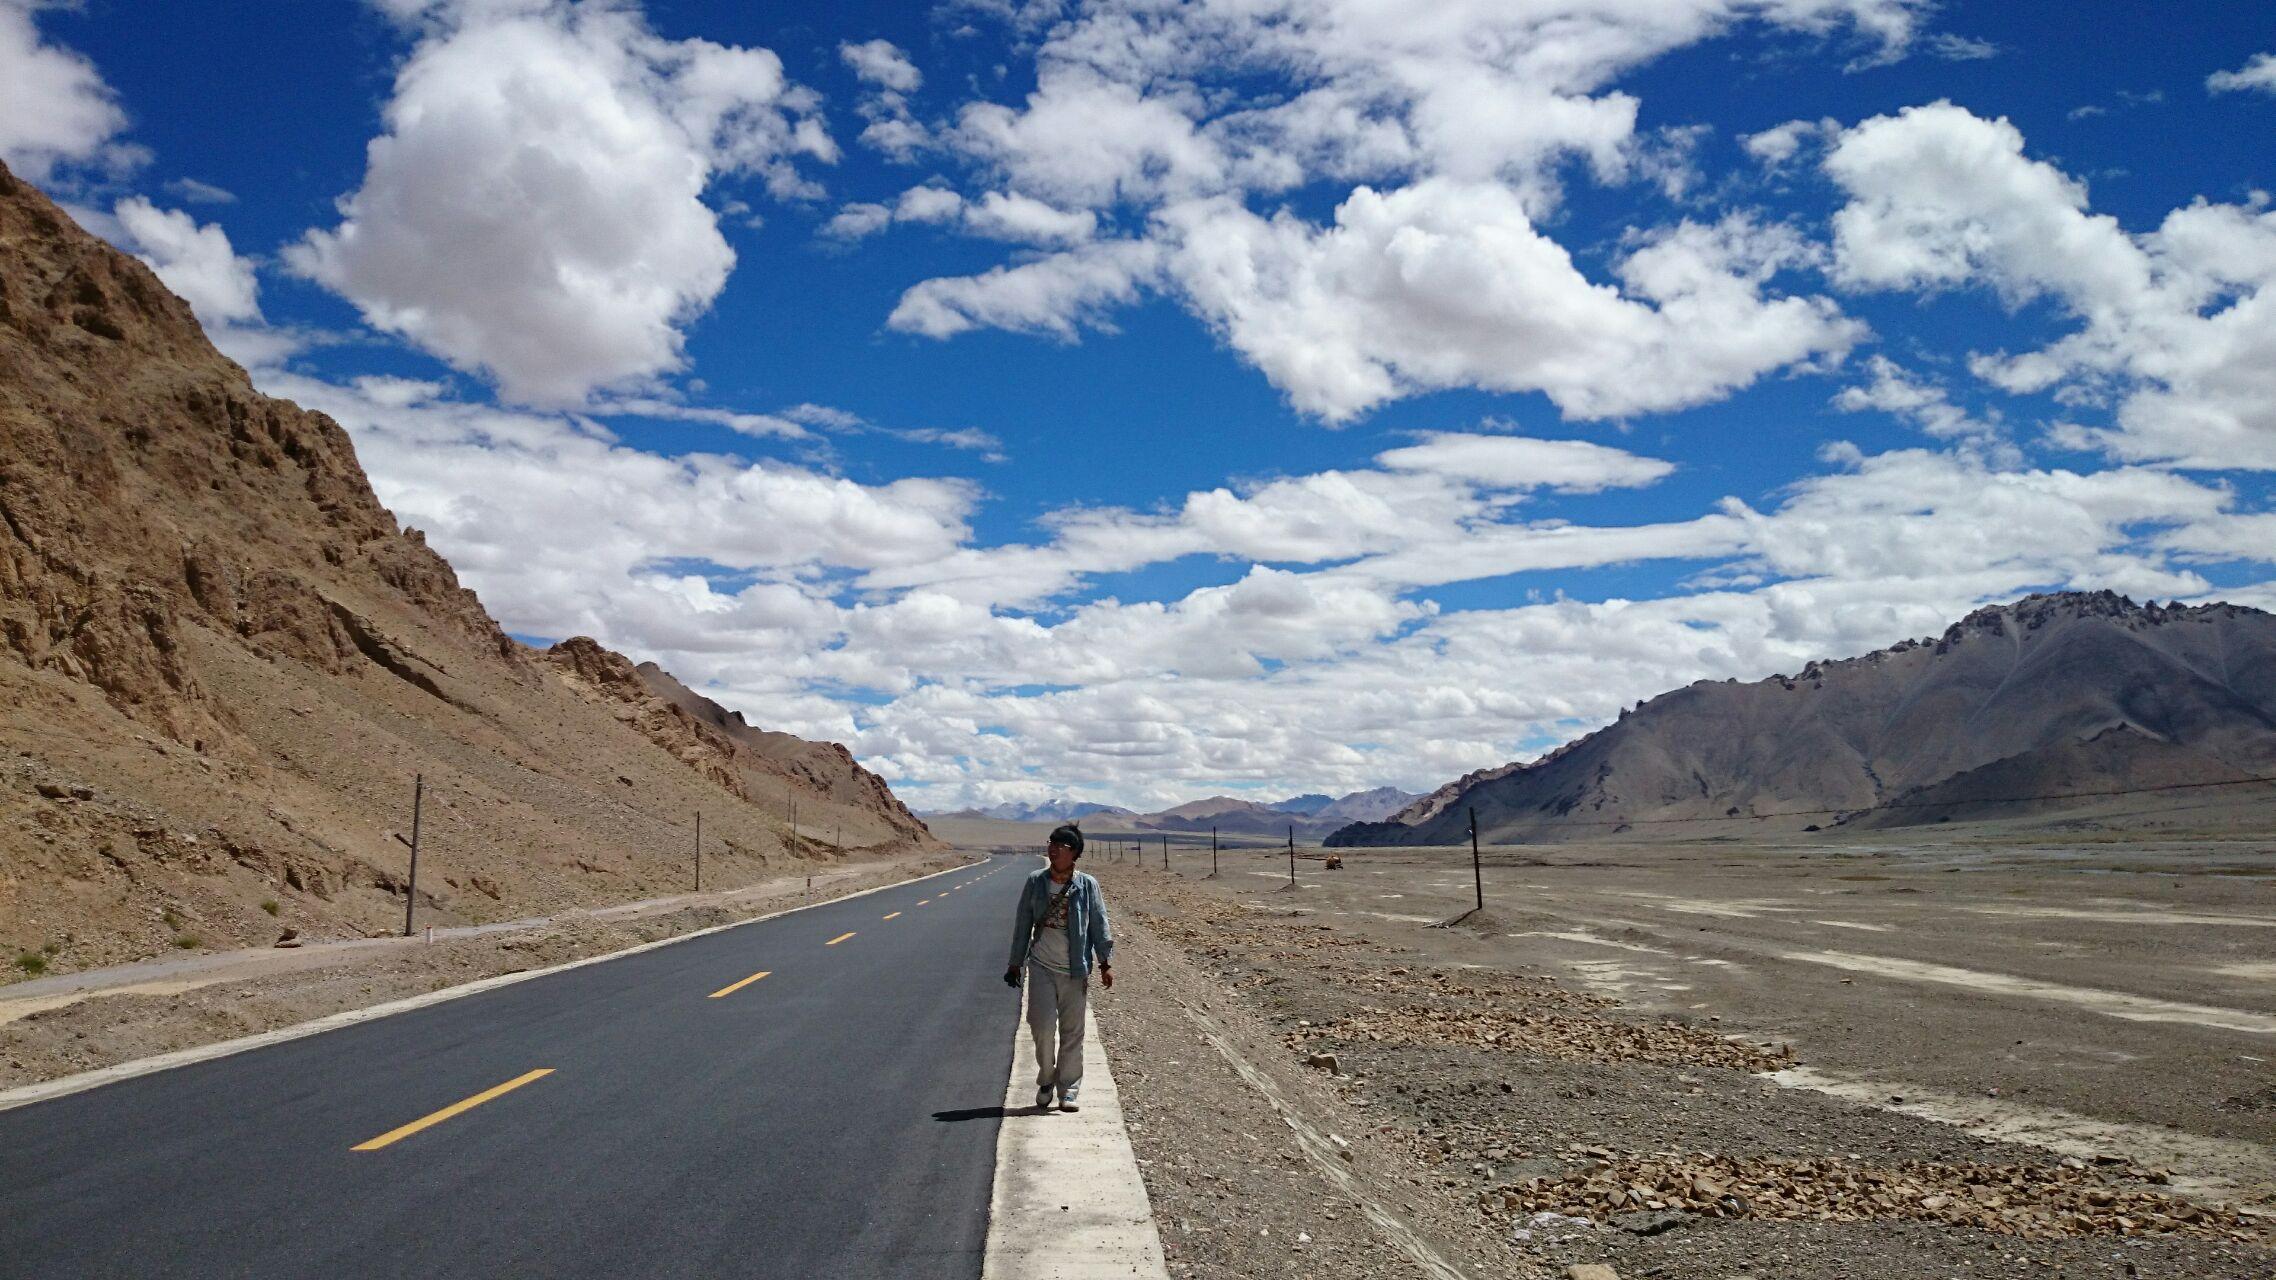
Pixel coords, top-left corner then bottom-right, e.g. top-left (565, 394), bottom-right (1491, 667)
top-left (1162, 833), bottom-right (1169, 871)
top-left (1211, 826), bottom-right (1218, 878)
top-left (402, 774), bottom-right (424, 938)
top-left (1469, 806), bottom-right (1483, 913)
top-left (1287, 824), bottom-right (1296, 889)
top-left (694, 810), bottom-right (702, 893)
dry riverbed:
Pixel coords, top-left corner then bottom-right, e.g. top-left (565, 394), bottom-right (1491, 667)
top-left (1091, 839), bottom-right (2276, 1280)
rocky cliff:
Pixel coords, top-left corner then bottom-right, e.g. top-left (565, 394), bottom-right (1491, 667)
top-left (0, 161), bottom-right (935, 976)
top-left (634, 661), bottom-right (931, 845)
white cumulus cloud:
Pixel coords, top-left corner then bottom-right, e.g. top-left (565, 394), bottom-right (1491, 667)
top-left (821, 201), bottom-right (893, 241)
top-left (1831, 354), bottom-right (2002, 448)
top-left (880, 0), bottom-right (1920, 420)
top-left (1375, 433), bottom-right (1678, 493)
top-left (289, 0), bottom-right (834, 406)
top-left (1158, 181), bottom-right (1861, 421)
top-left (840, 38), bottom-right (920, 92)
top-left (258, 370), bottom-right (976, 648)
top-left (1741, 117), bottom-right (1839, 169)
top-left (111, 198), bottom-right (262, 327)
top-left (2207, 52), bottom-right (2276, 96)
top-left (1825, 101), bottom-right (2276, 469)
top-left (0, 0), bottom-right (141, 181)
top-left (888, 238), bottom-right (1164, 340)
top-left (964, 190), bottom-right (1096, 245)
top-left (822, 184), bottom-right (1092, 248)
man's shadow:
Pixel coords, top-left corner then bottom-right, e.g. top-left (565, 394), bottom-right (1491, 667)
top-left (932, 1104), bottom-right (1054, 1122)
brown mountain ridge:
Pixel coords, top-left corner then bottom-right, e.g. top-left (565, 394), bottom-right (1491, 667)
top-left (1331, 591), bottom-right (2276, 845)
top-left (0, 161), bottom-right (934, 977)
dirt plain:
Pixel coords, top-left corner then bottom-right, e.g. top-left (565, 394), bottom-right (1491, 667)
top-left (1082, 831), bottom-right (2276, 1279)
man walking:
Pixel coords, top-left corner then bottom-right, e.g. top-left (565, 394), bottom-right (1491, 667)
top-left (1004, 824), bottom-right (1114, 1111)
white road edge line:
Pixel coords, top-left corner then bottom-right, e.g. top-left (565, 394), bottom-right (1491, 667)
top-left (1186, 1005), bottom-right (1470, 1280)
top-left (983, 986), bottom-right (1170, 1280)
top-left (0, 856), bottom-right (984, 1115)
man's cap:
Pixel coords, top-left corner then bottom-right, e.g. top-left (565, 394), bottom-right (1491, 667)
top-left (1047, 824), bottom-right (1084, 855)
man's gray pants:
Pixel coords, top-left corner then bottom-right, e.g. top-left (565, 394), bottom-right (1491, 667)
top-left (1025, 963), bottom-right (1088, 1097)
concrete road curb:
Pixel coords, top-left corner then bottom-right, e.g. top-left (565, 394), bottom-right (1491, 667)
top-left (984, 986), bottom-right (1170, 1279)
top-left (0, 856), bottom-right (979, 1115)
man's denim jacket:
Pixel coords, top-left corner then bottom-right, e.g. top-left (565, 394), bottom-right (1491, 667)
top-left (1008, 867), bottom-right (1113, 979)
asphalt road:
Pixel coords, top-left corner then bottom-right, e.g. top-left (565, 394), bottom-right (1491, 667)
top-left (0, 854), bottom-right (1028, 1279)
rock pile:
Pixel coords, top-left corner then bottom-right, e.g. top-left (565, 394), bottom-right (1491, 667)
top-left (1302, 1003), bottom-right (1793, 1073)
top-left (1491, 1152), bottom-right (2267, 1242)
top-left (1338, 965), bottom-right (1612, 1012)
top-left (1138, 903), bottom-right (1373, 963)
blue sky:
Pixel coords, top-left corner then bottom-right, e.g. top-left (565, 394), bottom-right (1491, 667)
top-left (6, 0), bottom-right (2273, 811)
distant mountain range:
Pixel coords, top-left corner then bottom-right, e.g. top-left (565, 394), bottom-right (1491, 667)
top-left (1330, 592), bottom-right (2276, 846)
top-left (1127, 786), bottom-right (1421, 836)
top-left (1305, 787), bottom-right (1426, 825)
top-left (927, 799), bottom-right (1137, 824)
top-left (929, 786), bottom-right (1419, 835)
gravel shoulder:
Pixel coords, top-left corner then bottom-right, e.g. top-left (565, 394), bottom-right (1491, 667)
top-left (1093, 865), bottom-right (1540, 1279)
top-left (1090, 851), bottom-right (2276, 1280)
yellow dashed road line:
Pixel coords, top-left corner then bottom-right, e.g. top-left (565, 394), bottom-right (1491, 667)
top-left (353, 1069), bottom-right (554, 1151)
top-left (883, 912), bottom-right (901, 920)
top-left (709, 970), bottom-right (771, 999)
top-left (827, 932), bottom-right (857, 946)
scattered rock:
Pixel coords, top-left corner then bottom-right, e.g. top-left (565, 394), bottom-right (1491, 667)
top-left (1611, 1209), bottom-right (1691, 1236)
top-left (1493, 1151), bottom-right (2262, 1242)
top-left (1298, 1000), bottom-right (1791, 1073)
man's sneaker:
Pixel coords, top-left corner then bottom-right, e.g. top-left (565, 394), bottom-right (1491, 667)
top-left (1058, 1087), bottom-right (1081, 1112)
top-left (1035, 1086), bottom-right (1054, 1110)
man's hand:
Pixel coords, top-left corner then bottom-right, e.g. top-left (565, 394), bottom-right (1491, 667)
top-left (1099, 965), bottom-right (1114, 989)
top-left (1003, 965), bottom-right (1021, 988)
